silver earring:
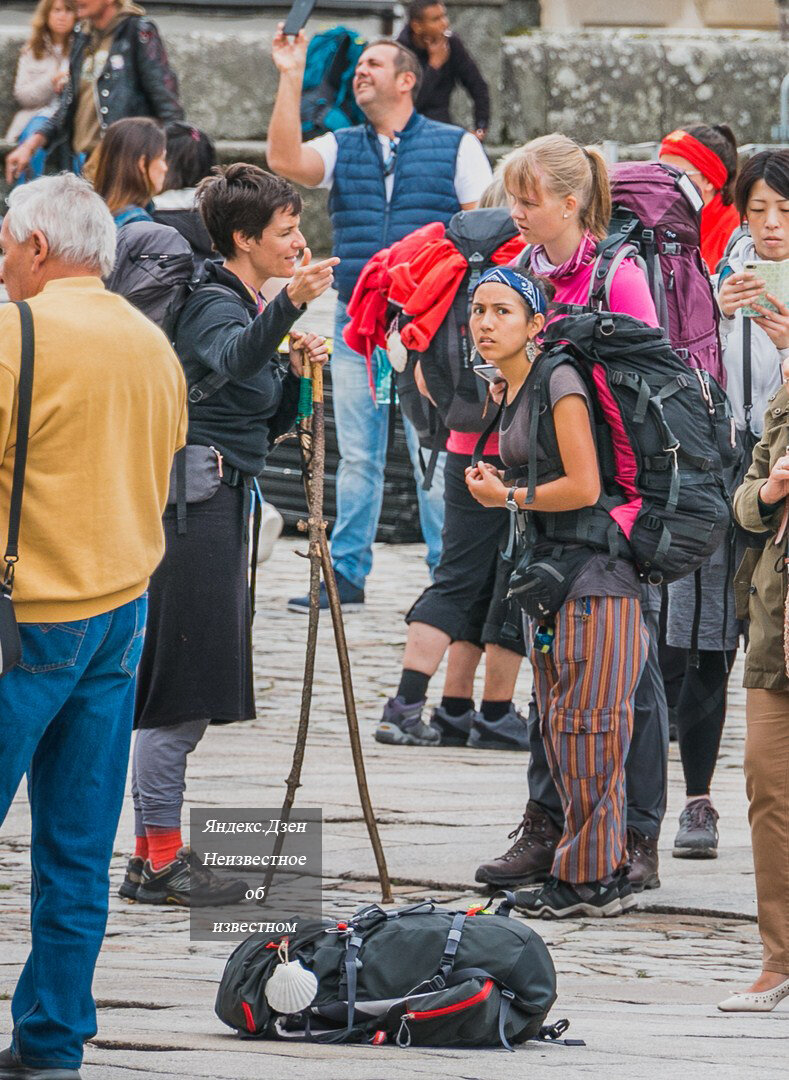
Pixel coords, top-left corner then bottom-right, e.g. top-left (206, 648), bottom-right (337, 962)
top-left (562, 212), bottom-right (569, 219)
top-left (526, 339), bottom-right (537, 362)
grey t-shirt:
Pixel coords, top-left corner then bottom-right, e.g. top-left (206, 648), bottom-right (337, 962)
top-left (500, 362), bottom-right (640, 601)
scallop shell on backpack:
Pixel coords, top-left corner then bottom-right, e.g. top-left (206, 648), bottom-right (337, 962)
top-left (264, 960), bottom-right (319, 1014)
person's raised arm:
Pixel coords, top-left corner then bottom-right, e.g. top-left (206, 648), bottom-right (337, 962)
top-left (267, 26), bottom-right (326, 187)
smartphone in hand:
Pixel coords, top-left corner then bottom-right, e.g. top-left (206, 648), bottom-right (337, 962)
top-left (283, 0), bottom-right (318, 36)
top-left (474, 364), bottom-right (503, 384)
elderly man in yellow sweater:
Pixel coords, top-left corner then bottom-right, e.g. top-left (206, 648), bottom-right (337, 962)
top-left (0, 173), bottom-right (186, 1080)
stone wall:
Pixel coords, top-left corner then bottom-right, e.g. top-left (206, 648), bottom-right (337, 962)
top-left (502, 29), bottom-right (789, 146)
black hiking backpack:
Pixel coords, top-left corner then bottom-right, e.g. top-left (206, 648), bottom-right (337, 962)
top-left (215, 897), bottom-right (570, 1051)
top-left (394, 207), bottom-right (521, 487)
top-left (508, 310), bottom-right (739, 607)
top-left (104, 220), bottom-right (195, 339)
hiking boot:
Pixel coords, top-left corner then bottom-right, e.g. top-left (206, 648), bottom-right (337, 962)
top-left (288, 570), bottom-right (364, 614)
top-left (0, 1046), bottom-right (82, 1078)
top-left (514, 876), bottom-right (622, 919)
top-left (374, 697), bottom-right (440, 747)
top-left (673, 799), bottom-right (719, 859)
top-left (429, 705), bottom-right (476, 746)
top-left (626, 828), bottom-right (661, 892)
top-left (117, 855), bottom-right (144, 901)
top-left (474, 802), bottom-right (561, 888)
top-left (466, 706), bottom-right (529, 750)
top-left (135, 846), bottom-right (249, 907)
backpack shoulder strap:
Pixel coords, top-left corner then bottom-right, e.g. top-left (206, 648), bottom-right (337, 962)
top-left (3, 302), bottom-right (35, 590)
top-left (588, 237), bottom-right (642, 310)
top-left (742, 315), bottom-right (753, 433)
top-left (183, 283), bottom-right (245, 404)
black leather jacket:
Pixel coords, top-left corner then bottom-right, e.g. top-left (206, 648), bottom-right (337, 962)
top-left (39, 15), bottom-right (183, 167)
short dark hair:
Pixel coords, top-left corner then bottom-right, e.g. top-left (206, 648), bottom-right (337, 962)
top-left (735, 150), bottom-right (789, 220)
top-left (408, 0), bottom-right (445, 22)
top-left (196, 163), bottom-right (302, 260)
top-left (360, 39), bottom-right (423, 99)
top-left (163, 122), bottom-right (217, 191)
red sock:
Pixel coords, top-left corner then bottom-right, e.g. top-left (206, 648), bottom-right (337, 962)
top-left (134, 835), bottom-right (149, 860)
top-left (145, 827), bottom-right (183, 870)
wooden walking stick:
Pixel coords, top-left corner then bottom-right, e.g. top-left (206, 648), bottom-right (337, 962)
top-left (266, 353), bottom-right (392, 904)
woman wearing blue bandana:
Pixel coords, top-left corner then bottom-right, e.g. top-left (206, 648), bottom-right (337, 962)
top-left (466, 266), bottom-right (649, 919)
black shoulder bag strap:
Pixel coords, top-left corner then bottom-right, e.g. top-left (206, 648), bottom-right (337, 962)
top-left (742, 316), bottom-right (753, 436)
top-left (1, 302), bottom-right (35, 677)
top-left (3, 302), bottom-right (35, 584)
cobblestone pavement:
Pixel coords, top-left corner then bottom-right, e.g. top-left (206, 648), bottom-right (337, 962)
top-left (1, 531), bottom-right (786, 1078)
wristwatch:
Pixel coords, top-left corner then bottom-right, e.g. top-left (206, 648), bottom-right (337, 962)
top-left (505, 486), bottom-right (520, 512)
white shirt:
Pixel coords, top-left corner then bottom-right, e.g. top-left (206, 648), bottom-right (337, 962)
top-left (308, 128), bottom-right (492, 205)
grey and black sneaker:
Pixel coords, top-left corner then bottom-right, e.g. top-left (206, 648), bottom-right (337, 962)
top-left (514, 876), bottom-right (623, 919)
top-left (466, 706), bottom-right (529, 750)
top-left (429, 705), bottom-right (476, 746)
top-left (117, 855), bottom-right (144, 901)
top-left (673, 799), bottom-right (719, 859)
top-left (374, 696), bottom-right (440, 747)
top-left (616, 869), bottom-right (638, 913)
top-left (135, 846), bottom-right (249, 907)
top-left (0, 1044), bottom-right (82, 1077)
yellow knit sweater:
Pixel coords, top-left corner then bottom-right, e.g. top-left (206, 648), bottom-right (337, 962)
top-left (0, 277), bottom-right (187, 622)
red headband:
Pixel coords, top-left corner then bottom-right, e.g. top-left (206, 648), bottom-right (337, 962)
top-left (659, 129), bottom-right (729, 191)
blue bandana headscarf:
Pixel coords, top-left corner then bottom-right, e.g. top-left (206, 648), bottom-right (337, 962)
top-left (472, 266), bottom-right (547, 316)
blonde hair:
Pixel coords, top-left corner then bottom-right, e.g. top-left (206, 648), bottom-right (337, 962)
top-left (503, 133), bottom-right (612, 240)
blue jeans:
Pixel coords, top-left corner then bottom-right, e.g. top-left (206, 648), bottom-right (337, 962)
top-left (0, 596), bottom-right (147, 1070)
top-left (330, 300), bottom-right (445, 588)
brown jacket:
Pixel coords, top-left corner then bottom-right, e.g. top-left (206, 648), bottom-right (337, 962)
top-left (732, 382), bottom-right (789, 690)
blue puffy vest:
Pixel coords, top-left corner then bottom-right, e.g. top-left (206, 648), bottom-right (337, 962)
top-left (329, 111), bottom-right (465, 301)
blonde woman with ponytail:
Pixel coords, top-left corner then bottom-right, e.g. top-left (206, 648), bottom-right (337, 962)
top-left (470, 133), bottom-right (670, 917)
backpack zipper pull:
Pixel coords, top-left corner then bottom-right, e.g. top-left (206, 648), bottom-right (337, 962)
top-left (396, 1015), bottom-right (412, 1047)
top-left (209, 445), bottom-right (224, 477)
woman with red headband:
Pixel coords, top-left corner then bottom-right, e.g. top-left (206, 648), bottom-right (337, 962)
top-left (660, 124), bottom-right (739, 273)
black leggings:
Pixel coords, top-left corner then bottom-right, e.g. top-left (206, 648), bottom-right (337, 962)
top-left (674, 649), bottom-right (736, 798)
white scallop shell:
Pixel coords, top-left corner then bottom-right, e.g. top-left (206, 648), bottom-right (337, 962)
top-left (264, 960), bottom-right (319, 1014)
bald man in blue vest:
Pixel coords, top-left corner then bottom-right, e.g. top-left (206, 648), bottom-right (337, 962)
top-left (268, 27), bottom-right (492, 612)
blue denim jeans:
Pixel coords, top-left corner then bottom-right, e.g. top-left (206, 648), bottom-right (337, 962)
top-left (330, 300), bottom-right (445, 588)
top-left (0, 595), bottom-right (147, 1070)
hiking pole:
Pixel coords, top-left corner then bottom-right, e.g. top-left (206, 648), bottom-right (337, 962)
top-left (317, 530), bottom-right (393, 903)
top-left (261, 356), bottom-right (322, 901)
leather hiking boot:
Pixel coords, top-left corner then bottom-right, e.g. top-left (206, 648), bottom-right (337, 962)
top-left (117, 854), bottom-right (144, 901)
top-left (136, 846), bottom-right (248, 907)
top-left (374, 696), bottom-right (439, 747)
top-left (475, 801), bottom-right (561, 888)
top-left (0, 1046), bottom-right (82, 1078)
top-left (626, 827), bottom-right (660, 892)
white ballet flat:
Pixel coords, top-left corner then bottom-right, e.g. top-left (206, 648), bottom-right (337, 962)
top-left (717, 976), bottom-right (789, 1012)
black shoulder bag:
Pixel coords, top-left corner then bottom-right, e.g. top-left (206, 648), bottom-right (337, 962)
top-left (1, 302), bottom-right (35, 677)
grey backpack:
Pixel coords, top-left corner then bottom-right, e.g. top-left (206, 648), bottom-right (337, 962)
top-left (105, 220), bottom-right (195, 339)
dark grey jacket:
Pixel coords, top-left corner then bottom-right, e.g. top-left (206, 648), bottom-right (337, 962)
top-left (40, 15), bottom-right (183, 167)
top-left (174, 261), bottom-right (302, 476)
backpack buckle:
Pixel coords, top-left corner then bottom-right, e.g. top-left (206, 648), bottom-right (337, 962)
top-left (641, 228), bottom-right (655, 243)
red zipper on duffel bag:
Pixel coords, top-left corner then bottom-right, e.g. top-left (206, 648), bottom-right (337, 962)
top-left (405, 978), bottom-right (494, 1020)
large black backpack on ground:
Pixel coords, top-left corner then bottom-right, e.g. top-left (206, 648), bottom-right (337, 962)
top-left (104, 220), bottom-right (195, 339)
top-left (215, 897), bottom-right (561, 1050)
top-left (510, 310), bottom-right (738, 598)
top-left (395, 207), bottom-right (521, 486)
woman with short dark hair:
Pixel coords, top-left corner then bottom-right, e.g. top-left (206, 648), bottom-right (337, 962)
top-left (91, 116), bottom-right (168, 226)
top-left (118, 163), bottom-right (339, 908)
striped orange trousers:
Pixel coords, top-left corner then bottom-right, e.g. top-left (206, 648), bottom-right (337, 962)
top-left (531, 594), bottom-right (648, 884)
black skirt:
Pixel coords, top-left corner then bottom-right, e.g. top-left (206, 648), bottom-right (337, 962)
top-left (134, 483), bottom-right (255, 729)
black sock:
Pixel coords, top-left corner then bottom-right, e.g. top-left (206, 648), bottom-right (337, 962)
top-left (481, 700), bottom-right (512, 723)
top-left (397, 669), bottom-right (430, 704)
top-left (440, 696), bottom-right (474, 717)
